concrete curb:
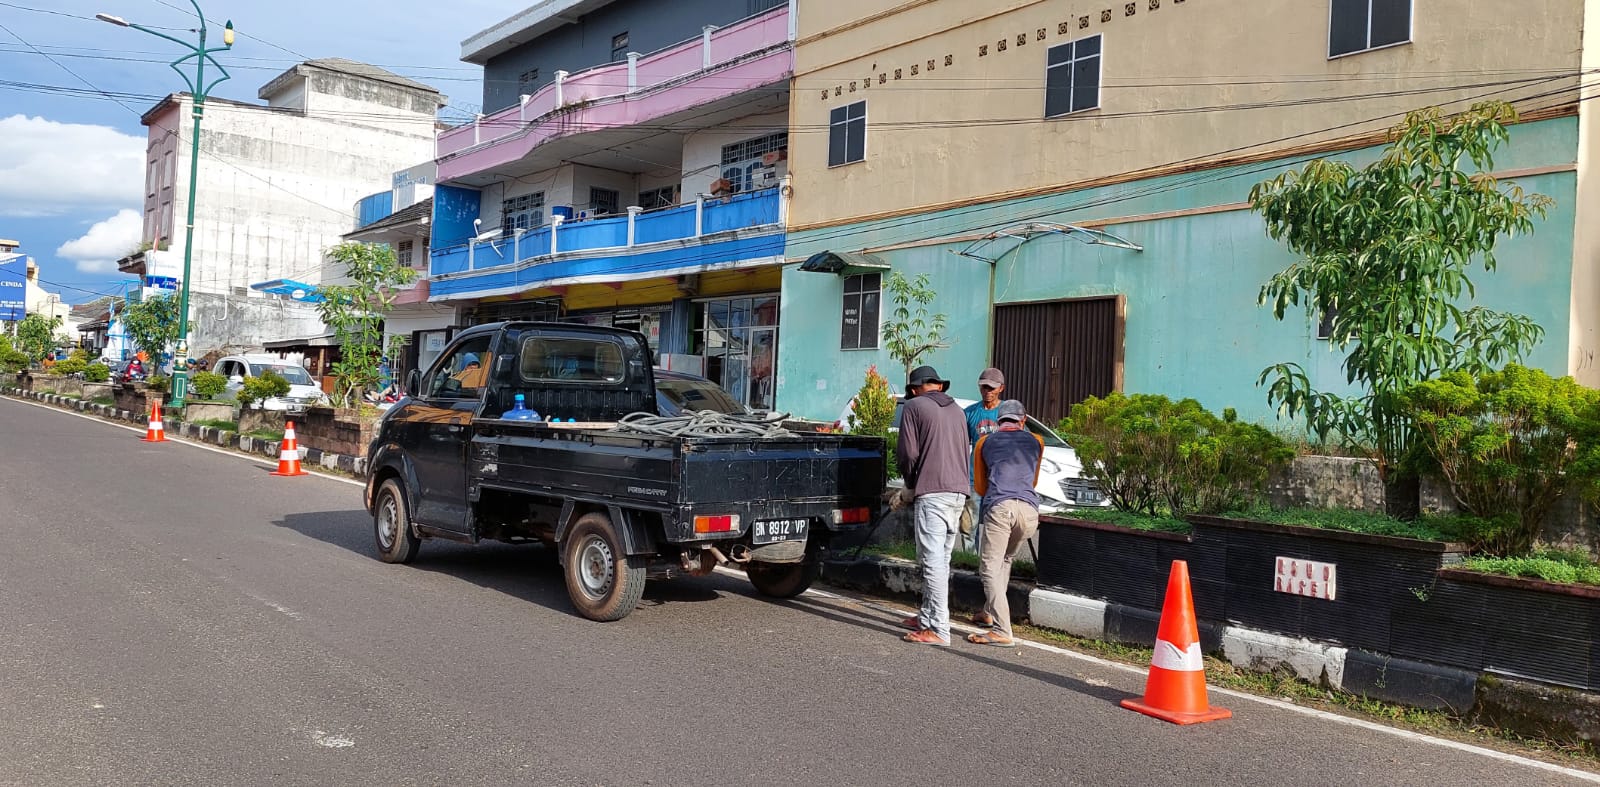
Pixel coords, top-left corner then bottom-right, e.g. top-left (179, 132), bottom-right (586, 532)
top-left (1, 387), bottom-right (367, 477)
top-left (820, 554), bottom-right (1033, 619)
top-left (1029, 586), bottom-right (1573, 738)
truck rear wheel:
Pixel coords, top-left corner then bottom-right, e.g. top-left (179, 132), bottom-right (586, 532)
top-left (747, 559), bottom-right (820, 599)
top-left (563, 512), bottom-right (646, 621)
top-left (373, 478), bottom-right (421, 564)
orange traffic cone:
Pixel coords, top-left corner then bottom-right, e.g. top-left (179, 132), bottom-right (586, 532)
top-left (142, 400), bottom-right (167, 443)
top-left (270, 420), bottom-right (307, 477)
top-left (1121, 560), bottom-right (1231, 725)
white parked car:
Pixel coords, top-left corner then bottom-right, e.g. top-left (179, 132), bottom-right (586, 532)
top-left (213, 354), bottom-right (328, 413)
top-left (835, 394), bottom-right (1110, 512)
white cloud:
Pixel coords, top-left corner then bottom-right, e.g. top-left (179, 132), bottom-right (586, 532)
top-left (0, 115), bottom-right (145, 217)
top-left (56, 209), bottom-right (143, 273)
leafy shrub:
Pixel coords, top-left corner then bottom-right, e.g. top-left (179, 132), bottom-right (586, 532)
top-left (68, 348), bottom-right (89, 364)
top-left (847, 365), bottom-right (899, 479)
top-left (51, 358), bottom-right (87, 376)
top-left (146, 374), bottom-right (170, 393)
top-left (1401, 364), bottom-right (1600, 556)
top-left (83, 363), bottom-right (110, 383)
top-left (236, 372), bottom-right (290, 407)
top-left (1061, 393), bottom-right (1293, 517)
top-left (1461, 549), bottom-right (1600, 586)
top-left (190, 371), bottom-right (229, 400)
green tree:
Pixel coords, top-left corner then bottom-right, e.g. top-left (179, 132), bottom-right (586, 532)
top-left (1251, 101), bottom-right (1551, 517)
top-left (880, 271), bottom-right (950, 377)
top-left (121, 294), bottom-right (182, 364)
top-left (314, 242), bottom-right (419, 407)
top-left (15, 314), bottom-right (62, 363)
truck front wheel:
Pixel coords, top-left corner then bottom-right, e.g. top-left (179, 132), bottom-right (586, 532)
top-left (747, 559), bottom-right (820, 599)
top-left (563, 512), bottom-right (646, 621)
top-left (373, 478), bottom-right (421, 564)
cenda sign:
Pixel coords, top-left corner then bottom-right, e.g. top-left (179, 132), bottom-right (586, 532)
top-left (0, 253), bottom-right (25, 322)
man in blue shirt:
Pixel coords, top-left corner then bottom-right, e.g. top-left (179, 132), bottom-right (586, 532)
top-left (967, 399), bottom-right (1044, 647)
top-left (961, 367), bottom-right (1005, 552)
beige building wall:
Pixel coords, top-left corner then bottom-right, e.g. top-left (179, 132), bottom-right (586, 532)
top-left (1570, 0), bottom-right (1600, 385)
top-left (788, 0), bottom-right (1585, 230)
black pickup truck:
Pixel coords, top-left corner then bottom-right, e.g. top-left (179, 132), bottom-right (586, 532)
top-left (363, 321), bottom-right (886, 621)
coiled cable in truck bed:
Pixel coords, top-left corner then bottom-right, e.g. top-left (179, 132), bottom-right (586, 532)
top-left (610, 410), bottom-right (795, 439)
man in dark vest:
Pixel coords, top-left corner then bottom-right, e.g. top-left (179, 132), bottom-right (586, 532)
top-left (967, 399), bottom-right (1043, 647)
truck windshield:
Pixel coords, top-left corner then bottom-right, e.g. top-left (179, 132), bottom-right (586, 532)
top-left (249, 363), bottom-right (314, 385)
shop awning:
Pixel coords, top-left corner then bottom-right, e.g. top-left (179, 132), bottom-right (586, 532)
top-left (797, 249), bottom-right (891, 276)
top-left (263, 333), bottom-right (340, 350)
top-left (249, 278), bottom-right (326, 302)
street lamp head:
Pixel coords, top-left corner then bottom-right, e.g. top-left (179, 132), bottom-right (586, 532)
top-left (223, 20), bottom-right (234, 46)
top-left (94, 13), bottom-right (131, 26)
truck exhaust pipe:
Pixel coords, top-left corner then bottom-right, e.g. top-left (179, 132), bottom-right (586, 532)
top-left (727, 544), bottom-right (752, 563)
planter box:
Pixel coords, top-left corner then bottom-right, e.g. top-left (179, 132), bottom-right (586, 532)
top-left (238, 408), bottom-right (285, 435)
top-left (1189, 515), bottom-right (1466, 655)
top-left (1037, 515), bottom-right (1204, 610)
top-left (182, 400), bottom-right (236, 425)
top-left (81, 382), bottom-right (113, 401)
top-left (113, 383), bottom-right (159, 414)
top-left (1394, 568), bottom-right (1600, 690)
top-left (296, 405), bottom-right (378, 458)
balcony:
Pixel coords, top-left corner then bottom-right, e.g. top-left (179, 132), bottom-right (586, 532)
top-left (435, 6), bottom-right (792, 183)
top-left (428, 186), bottom-right (784, 300)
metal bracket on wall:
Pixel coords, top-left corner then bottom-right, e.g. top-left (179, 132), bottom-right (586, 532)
top-left (954, 222), bottom-right (1144, 264)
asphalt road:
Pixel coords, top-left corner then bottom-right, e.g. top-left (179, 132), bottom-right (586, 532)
top-left (0, 395), bottom-right (1594, 786)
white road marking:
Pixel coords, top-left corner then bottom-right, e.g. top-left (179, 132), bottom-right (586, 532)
top-left (711, 566), bottom-right (1600, 783)
top-left (311, 730), bottom-right (355, 749)
top-left (3, 395), bottom-right (364, 487)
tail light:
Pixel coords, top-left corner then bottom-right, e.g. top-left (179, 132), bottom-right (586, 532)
top-left (832, 507), bottom-right (871, 525)
top-left (693, 514), bottom-right (739, 534)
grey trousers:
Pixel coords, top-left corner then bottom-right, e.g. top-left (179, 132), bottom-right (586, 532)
top-left (978, 499), bottom-right (1040, 639)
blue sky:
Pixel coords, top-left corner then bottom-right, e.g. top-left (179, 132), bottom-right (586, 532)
top-left (0, 0), bottom-right (506, 303)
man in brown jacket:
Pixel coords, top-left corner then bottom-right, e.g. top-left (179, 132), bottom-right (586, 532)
top-left (896, 365), bottom-right (972, 646)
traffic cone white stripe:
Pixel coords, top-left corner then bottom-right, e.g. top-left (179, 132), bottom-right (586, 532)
top-left (1151, 639), bottom-right (1204, 672)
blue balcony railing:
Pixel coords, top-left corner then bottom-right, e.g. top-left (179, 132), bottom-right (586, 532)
top-left (429, 186), bottom-right (782, 280)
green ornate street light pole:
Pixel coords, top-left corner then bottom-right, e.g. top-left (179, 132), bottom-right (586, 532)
top-left (97, 3), bottom-right (233, 409)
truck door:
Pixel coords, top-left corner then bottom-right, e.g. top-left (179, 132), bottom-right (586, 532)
top-left (397, 334), bottom-right (492, 532)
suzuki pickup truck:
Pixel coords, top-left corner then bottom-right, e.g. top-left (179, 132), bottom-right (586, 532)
top-left (363, 321), bottom-right (886, 621)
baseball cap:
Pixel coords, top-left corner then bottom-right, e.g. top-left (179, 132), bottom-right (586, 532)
top-left (978, 367), bottom-right (1005, 389)
top-left (997, 399), bottom-right (1026, 423)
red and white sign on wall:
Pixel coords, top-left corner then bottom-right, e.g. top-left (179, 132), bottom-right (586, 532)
top-left (1274, 557), bottom-right (1337, 601)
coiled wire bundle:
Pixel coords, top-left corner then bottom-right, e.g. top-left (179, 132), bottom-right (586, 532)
top-left (610, 410), bottom-right (794, 439)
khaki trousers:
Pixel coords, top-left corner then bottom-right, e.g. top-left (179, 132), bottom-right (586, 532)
top-left (978, 499), bottom-right (1040, 639)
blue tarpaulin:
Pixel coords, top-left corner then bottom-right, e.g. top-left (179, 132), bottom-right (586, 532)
top-left (249, 278), bottom-right (325, 303)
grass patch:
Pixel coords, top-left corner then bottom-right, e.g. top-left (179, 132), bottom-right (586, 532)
top-left (1054, 506), bottom-right (1191, 534)
top-left (862, 540), bottom-right (1037, 581)
top-left (191, 418), bottom-right (238, 432)
top-left (89, 395), bottom-right (115, 406)
top-left (1461, 549), bottom-right (1600, 586)
top-left (246, 428), bottom-right (284, 441)
top-left (1223, 506), bottom-right (1472, 542)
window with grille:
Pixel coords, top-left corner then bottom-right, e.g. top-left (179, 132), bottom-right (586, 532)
top-left (1045, 35), bottom-right (1101, 118)
top-left (396, 239), bottom-right (415, 267)
top-left (840, 273), bottom-right (881, 350)
top-left (611, 32), bottom-right (629, 62)
top-left (518, 68), bottom-right (540, 94)
top-left (501, 192), bottom-right (545, 235)
top-left (828, 102), bottom-right (866, 167)
top-left (720, 132), bottom-right (788, 194)
top-left (589, 187), bottom-right (620, 216)
top-left (1329, 0), bottom-right (1411, 57)
top-left (637, 186), bottom-right (677, 210)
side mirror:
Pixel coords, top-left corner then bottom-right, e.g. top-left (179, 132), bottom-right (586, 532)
top-left (405, 369), bottom-right (421, 397)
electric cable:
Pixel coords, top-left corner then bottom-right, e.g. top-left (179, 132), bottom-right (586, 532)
top-left (610, 409), bottom-right (793, 438)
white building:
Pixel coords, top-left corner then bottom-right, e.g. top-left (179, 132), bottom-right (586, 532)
top-left (119, 59), bottom-right (447, 353)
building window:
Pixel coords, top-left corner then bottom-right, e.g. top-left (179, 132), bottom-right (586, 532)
top-left (840, 273), bottom-right (881, 350)
top-left (828, 101), bottom-right (866, 167)
top-left (637, 186), bottom-right (677, 210)
top-left (1045, 34), bottom-right (1101, 117)
top-left (589, 187), bottom-right (620, 216)
top-left (518, 68), bottom-right (540, 94)
top-left (611, 32), bottom-right (630, 62)
top-left (692, 295), bottom-right (780, 410)
top-left (720, 132), bottom-right (788, 193)
top-left (396, 239), bottom-right (415, 268)
top-left (1329, 0), bottom-right (1411, 57)
top-left (501, 191), bottom-right (545, 235)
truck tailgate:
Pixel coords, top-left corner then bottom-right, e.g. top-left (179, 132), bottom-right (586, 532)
top-left (677, 435), bottom-right (884, 503)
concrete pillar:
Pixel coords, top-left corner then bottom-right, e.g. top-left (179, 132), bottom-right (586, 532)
top-left (551, 215), bottom-right (565, 255)
top-left (786, 0), bottom-right (797, 41)
top-left (702, 26), bottom-right (716, 69)
top-left (554, 70), bottom-right (568, 108)
top-left (626, 206), bottom-right (643, 246)
top-left (694, 195), bottom-right (706, 238)
top-left (627, 52), bottom-right (640, 92)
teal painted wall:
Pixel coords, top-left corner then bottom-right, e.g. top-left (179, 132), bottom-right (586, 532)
top-left (780, 118), bottom-right (1580, 423)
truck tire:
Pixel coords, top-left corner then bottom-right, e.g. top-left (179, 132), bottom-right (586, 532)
top-left (373, 478), bottom-right (421, 564)
top-left (747, 559), bottom-right (820, 599)
top-left (563, 512), bottom-right (646, 621)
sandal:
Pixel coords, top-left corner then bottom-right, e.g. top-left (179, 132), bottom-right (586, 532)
top-left (970, 612), bottom-right (995, 628)
top-left (967, 631), bottom-right (1015, 647)
top-left (899, 615), bottom-right (922, 631)
top-left (903, 629), bottom-right (951, 646)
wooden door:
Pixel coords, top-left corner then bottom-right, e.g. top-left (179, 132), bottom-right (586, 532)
top-left (991, 296), bottom-right (1123, 423)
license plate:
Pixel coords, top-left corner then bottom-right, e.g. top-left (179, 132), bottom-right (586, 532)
top-left (752, 518), bottom-right (808, 545)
